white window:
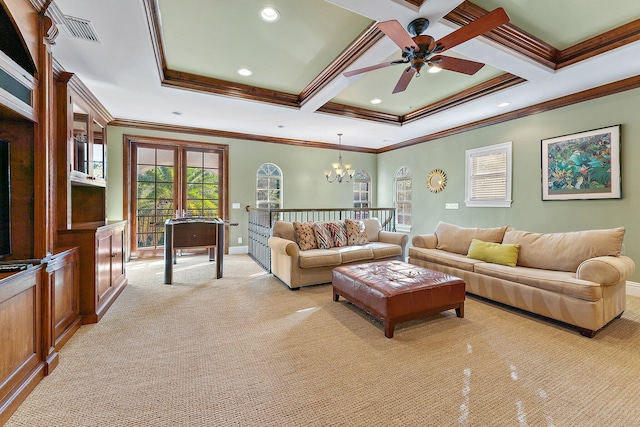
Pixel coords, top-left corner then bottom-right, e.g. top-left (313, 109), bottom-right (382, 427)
top-left (256, 163), bottom-right (282, 209)
top-left (465, 141), bottom-right (512, 207)
top-left (394, 167), bottom-right (412, 231)
top-left (353, 170), bottom-right (371, 209)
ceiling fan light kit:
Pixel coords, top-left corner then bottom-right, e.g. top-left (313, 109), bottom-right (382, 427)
top-left (343, 8), bottom-right (510, 94)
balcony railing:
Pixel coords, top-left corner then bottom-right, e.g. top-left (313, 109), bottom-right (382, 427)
top-left (247, 207), bottom-right (396, 272)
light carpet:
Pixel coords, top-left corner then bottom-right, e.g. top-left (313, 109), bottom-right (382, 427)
top-left (6, 254), bottom-right (640, 426)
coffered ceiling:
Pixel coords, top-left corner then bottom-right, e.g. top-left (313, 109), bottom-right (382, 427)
top-left (49, 0), bottom-right (640, 151)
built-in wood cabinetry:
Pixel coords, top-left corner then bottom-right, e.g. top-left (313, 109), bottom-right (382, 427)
top-left (58, 221), bottom-right (126, 324)
top-left (54, 69), bottom-right (126, 325)
top-left (43, 247), bottom-right (81, 372)
top-left (0, 266), bottom-right (45, 425)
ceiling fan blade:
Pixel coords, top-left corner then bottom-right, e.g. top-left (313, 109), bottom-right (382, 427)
top-left (378, 20), bottom-right (419, 52)
top-left (433, 7), bottom-right (509, 53)
top-left (343, 60), bottom-right (405, 77)
top-left (392, 67), bottom-right (416, 94)
top-left (430, 55), bottom-right (485, 75)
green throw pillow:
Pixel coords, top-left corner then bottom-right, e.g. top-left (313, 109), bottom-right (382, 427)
top-left (467, 239), bottom-right (520, 267)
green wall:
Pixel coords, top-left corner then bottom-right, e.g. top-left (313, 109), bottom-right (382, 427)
top-left (378, 87), bottom-right (640, 281)
top-left (106, 127), bottom-right (377, 250)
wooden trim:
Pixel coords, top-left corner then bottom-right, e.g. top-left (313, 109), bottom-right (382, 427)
top-left (317, 102), bottom-right (402, 125)
top-left (57, 72), bottom-right (113, 123)
top-left (141, 0), bottom-right (166, 88)
top-left (444, 1), bottom-right (558, 69)
top-left (403, 73), bottom-right (526, 124)
top-left (162, 69), bottom-right (300, 108)
top-left (110, 119), bottom-right (378, 153)
top-left (317, 73), bottom-right (525, 125)
top-left (299, 23), bottom-right (383, 106)
top-left (404, 0), bottom-right (427, 7)
top-left (557, 18), bottom-right (640, 69)
top-left (379, 75), bottom-right (640, 152)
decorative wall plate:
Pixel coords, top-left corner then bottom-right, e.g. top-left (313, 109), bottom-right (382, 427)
top-left (427, 169), bottom-right (447, 193)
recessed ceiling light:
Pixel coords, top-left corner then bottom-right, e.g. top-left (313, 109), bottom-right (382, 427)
top-left (259, 7), bottom-right (280, 22)
top-left (238, 68), bottom-right (253, 77)
top-left (370, 98), bottom-right (382, 104)
top-left (497, 102), bottom-right (511, 108)
top-left (428, 66), bottom-right (442, 74)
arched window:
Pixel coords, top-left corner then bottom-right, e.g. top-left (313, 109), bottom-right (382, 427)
top-left (353, 170), bottom-right (371, 209)
top-left (256, 163), bottom-right (282, 209)
top-left (394, 167), bottom-right (412, 231)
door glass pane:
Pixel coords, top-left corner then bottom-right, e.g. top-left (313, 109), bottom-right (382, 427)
top-left (135, 147), bottom-right (175, 249)
top-left (92, 121), bottom-right (105, 179)
top-left (186, 150), bottom-right (219, 218)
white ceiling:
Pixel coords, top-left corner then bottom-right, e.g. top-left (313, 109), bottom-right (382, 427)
top-left (50, 0), bottom-right (640, 150)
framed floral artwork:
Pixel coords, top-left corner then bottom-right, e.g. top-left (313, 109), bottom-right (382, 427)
top-left (541, 124), bottom-right (621, 200)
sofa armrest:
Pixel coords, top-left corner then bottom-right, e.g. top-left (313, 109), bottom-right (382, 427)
top-left (576, 255), bottom-right (636, 286)
top-left (268, 236), bottom-right (300, 257)
top-left (379, 231), bottom-right (408, 259)
top-left (412, 234), bottom-right (437, 249)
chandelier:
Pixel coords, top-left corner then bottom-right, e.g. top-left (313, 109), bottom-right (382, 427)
top-left (323, 133), bottom-right (355, 183)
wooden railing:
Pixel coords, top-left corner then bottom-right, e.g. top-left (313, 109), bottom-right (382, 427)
top-left (247, 207), bottom-right (396, 272)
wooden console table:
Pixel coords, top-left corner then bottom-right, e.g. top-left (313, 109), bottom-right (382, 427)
top-left (163, 218), bottom-right (225, 284)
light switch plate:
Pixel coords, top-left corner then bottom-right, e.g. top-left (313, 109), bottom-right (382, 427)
top-left (232, 203), bottom-right (240, 209)
top-left (445, 203), bottom-right (459, 210)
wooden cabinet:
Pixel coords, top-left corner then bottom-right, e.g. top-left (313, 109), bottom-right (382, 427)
top-left (55, 71), bottom-right (112, 230)
top-left (0, 266), bottom-right (46, 425)
top-left (58, 221), bottom-right (127, 324)
top-left (42, 247), bottom-right (81, 372)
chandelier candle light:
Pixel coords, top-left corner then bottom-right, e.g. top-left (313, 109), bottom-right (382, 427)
top-left (324, 133), bottom-right (355, 183)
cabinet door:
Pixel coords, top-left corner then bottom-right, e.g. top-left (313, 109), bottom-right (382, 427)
top-left (111, 227), bottom-right (125, 286)
top-left (96, 232), bottom-right (113, 302)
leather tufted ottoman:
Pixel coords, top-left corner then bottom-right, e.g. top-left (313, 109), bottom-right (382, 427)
top-left (332, 260), bottom-right (465, 338)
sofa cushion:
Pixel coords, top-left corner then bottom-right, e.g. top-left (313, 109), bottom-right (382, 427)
top-left (467, 239), bottom-right (520, 267)
top-left (329, 246), bottom-right (373, 263)
top-left (272, 220), bottom-right (295, 242)
top-left (327, 221), bottom-right (348, 247)
top-left (313, 222), bottom-right (334, 249)
top-left (408, 247), bottom-right (483, 272)
top-left (293, 221), bottom-right (317, 251)
top-left (502, 227), bottom-right (625, 272)
top-left (364, 242), bottom-right (402, 259)
top-left (474, 263), bottom-right (602, 302)
top-left (298, 249), bottom-right (341, 268)
top-left (345, 218), bottom-right (370, 245)
top-left (435, 221), bottom-right (507, 255)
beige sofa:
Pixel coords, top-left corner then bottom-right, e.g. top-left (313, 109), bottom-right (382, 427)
top-left (408, 222), bottom-right (636, 337)
top-left (268, 218), bottom-right (408, 289)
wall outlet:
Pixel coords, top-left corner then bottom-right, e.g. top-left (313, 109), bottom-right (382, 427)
top-left (238, 237), bottom-right (242, 244)
top-left (445, 203), bottom-right (459, 210)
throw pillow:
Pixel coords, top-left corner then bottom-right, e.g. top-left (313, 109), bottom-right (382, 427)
top-left (313, 222), bottom-right (334, 249)
top-left (467, 239), bottom-right (520, 267)
top-left (435, 221), bottom-right (507, 255)
top-left (345, 218), bottom-right (369, 246)
top-left (327, 221), bottom-right (348, 247)
top-left (293, 221), bottom-right (317, 251)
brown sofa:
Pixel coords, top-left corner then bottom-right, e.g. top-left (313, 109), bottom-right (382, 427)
top-left (408, 222), bottom-right (636, 337)
top-left (268, 218), bottom-right (408, 289)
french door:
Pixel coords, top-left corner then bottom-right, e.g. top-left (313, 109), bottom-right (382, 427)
top-left (127, 137), bottom-right (228, 258)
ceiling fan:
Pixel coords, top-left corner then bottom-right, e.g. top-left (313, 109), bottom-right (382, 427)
top-left (343, 8), bottom-right (510, 94)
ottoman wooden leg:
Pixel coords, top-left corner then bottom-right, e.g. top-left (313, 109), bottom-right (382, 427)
top-left (384, 320), bottom-right (395, 338)
top-left (456, 302), bottom-right (464, 318)
top-left (333, 290), bottom-right (340, 302)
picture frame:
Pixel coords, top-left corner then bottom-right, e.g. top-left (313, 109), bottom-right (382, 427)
top-left (541, 124), bottom-right (621, 200)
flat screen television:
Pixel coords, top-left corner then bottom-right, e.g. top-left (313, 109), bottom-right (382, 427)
top-left (0, 139), bottom-right (10, 258)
